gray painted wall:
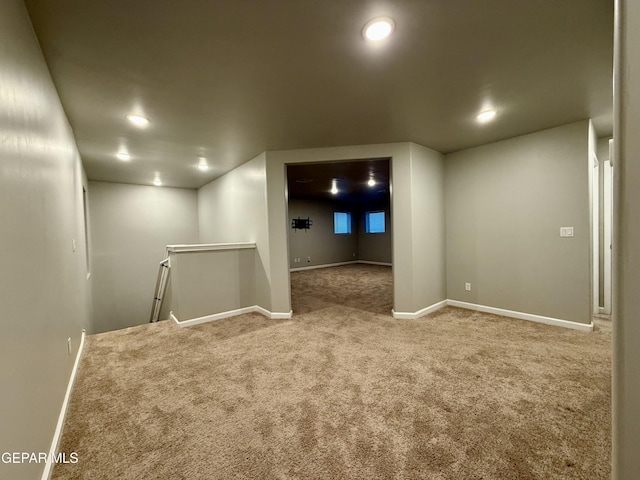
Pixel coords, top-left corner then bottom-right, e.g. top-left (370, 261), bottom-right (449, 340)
top-left (198, 153), bottom-right (272, 310)
top-left (170, 248), bottom-right (256, 321)
top-left (409, 143), bottom-right (447, 309)
top-left (266, 143), bottom-right (446, 315)
top-left (614, 1), bottom-right (640, 477)
top-left (0, 2), bottom-right (92, 478)
top-left (288, 199), bottom-right (358, 267)
top-left (445, 121), bottom-right (591, 324)
top-left (356, 199), bottom-right (392, 264)
top-left (288, 197), bottom-right (392, 268)
top-left (89, 181), bottom-right (198, 333)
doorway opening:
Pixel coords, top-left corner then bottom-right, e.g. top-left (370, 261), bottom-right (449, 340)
top-left (600, 139), bottom-right (614, 317)
top-left (592, 136), bottom-right (614, 320)
top-left (286, 158), bottom-right (392, 316)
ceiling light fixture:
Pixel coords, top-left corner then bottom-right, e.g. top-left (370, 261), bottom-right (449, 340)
top-left (126, 113), bottom-right (150, 127)
top-left (476, 110), bottom-right (497, 123)
top-left (363, 17), bottom-right (395, 41)
top-left (116, 152), bottom-right (131, 161)
top-left (197, 157), bottom-right (209, 171)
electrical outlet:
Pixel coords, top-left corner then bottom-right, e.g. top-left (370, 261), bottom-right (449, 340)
top-left (307, 256), bottom-right (311, 262)
top-left (465, 283), bottom-right (471, 291)
top-left (67, 337), bottom-right (72, 355)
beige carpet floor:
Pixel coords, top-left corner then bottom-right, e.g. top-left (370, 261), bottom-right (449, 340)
top-left (53, 264), bottom-right (611, 479)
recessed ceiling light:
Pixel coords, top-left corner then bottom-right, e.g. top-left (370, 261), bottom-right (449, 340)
top-left (116, 152), bottom-right (131, 161)
top-left (197, 157), bottom-right (209, 171)
top-left (363, 17), bottom-right (395, 41)
top-left (153, 178), bottom-right (162, 186)
top-left (126, 114), bottom-right (150, 127)
top-left (368, 178), bottom-right (376, 187)
top-left (476, 110), bottom-right (498, 123)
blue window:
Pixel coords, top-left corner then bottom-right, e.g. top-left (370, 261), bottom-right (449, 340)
top-left (366, 211), bottom-right (385, 234)
top-left (334, 212), bottom-right (351, 234)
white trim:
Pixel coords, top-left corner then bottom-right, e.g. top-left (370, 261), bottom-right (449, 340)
top-left (171, 307), bottom-right (256, 327)
top-left (603, 157), bottom-right (613, 314)
top-left (392, 299), bottom-right (448, 320)
top-left (446, 300), bottom-right (594, 332)
top-left (171, 298), bottom-right (592, 332)
top-left (41, 330), bottom-right (86, 480)
top-left (390, 300), bottom-right (593, 332)
top-left (290, 260), bottom-right (392, 272)
top-left (171, 306), bottom-right (293, 327)
top-left (254, 306), bottom-right (293, 319)
top-left (590, 137), bottom-right (600, 317)
top-left (166, 242), bottom-right (256, 253)
top-left (290, 261), bottom-right (357, 272)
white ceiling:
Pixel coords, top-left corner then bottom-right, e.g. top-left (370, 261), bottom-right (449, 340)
top-left (24, 0), bottom-right (614, 189)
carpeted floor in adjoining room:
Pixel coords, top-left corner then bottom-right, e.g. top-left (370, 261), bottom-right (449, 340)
top-left (52, 264), bottom-right (611, 480)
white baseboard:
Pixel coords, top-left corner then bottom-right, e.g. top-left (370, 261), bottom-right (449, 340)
top-left (446, 300), bottom-right (594, 332)
top-left (254, 306), bottom-right (293, 319)
top-left (170, 307), bottom-right (256, 327)
top-left (171, 306), bottom-right (293, 327)
top-left (391, 299), bottom-right (593, 332)
top-left (290, 261), bottom-right (357, 272)
top-left (392, 299), bottom-right (448, 320)
top-left (170, 299), bottom-right (591, 332)
top-left (41, 330), bottom-right (86, 480)
top-left (290, 260), bottom-right (391, 272)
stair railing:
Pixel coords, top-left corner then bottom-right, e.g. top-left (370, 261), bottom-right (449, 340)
top-left (149, 257), bottom-right (170, 322)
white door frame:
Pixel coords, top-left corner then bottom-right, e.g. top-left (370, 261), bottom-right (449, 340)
top-left (592, 151), bottom-right (600, 316)
top-left (603, 143), bottom-right (614, 314)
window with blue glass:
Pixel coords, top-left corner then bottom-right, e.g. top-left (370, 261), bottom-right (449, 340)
top-left (333, 212), bottom-right (351, 234)
top-left (366, 211), bottom-right (385, 234)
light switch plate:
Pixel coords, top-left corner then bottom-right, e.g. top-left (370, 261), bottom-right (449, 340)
top-left (560, 227), bottom-right (574, 237)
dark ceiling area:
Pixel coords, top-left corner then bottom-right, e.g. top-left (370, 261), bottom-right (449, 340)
top-left (23, 0), bottom-right (613, 189)
top-left (287, 158), bottom-right (390, 203)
